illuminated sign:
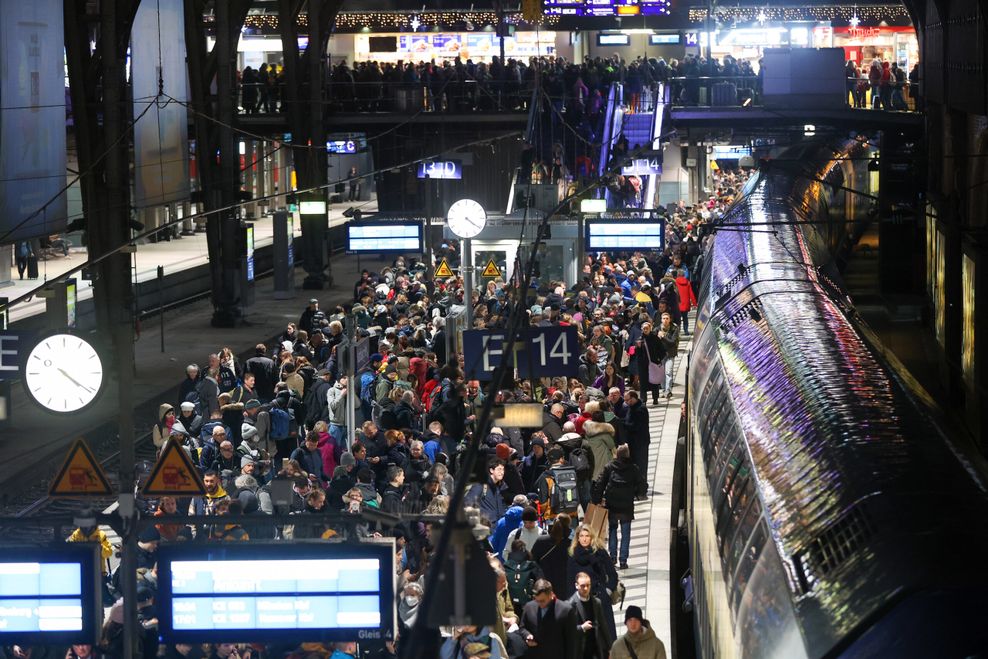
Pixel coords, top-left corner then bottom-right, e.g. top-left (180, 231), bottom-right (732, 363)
top-left (245, 224), bottom-right (255, 282)
top-left (586, 219), bottom-right (665, 251)
top-left (621, 158), bottom-right (663, 176)
top-left (685, 32), bottom-right (699, 46)
top-left (597, 33), bottom-right (631, 46)
top-left (544, 0), bottom-right (671, 16)
top-left (417, 160), bottom-right (463, 180)
top-left (347, 221), bottom-right (423, 254)
top-left (65, 279), bottom-right (77, 329)
top-left (158, 543), bottom-right (395, 643)
top-left (326, 135), bottom-right (367, 154)
top-left (0, 546), bottom-right (101, 643)
top-left (649, 33), bottom-right (681, 45)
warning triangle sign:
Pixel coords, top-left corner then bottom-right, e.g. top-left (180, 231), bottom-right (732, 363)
top-left (49, 439), bottom-right (114, 497)
top-left (434, 258), bottom-right (455, 278)
top-left (143, 438), bottom-right (206, 497)
top-left (481, 259), bottom-right (502, 278)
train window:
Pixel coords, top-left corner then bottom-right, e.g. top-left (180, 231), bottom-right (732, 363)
top-left (726, 491), bottom-right (762, 577)
top-left (735, 538), bottom-right (807, 658)
top-left (730, 521), bottom-right (767, 615)
top-left (719, 471), bottom-right (755, 562)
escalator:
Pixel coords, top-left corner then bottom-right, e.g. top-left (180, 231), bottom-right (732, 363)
top-left (600, 84), bottom-right (668, 210)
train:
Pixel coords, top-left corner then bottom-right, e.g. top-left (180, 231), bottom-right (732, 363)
top-left (682, 140), bottom-right (988, 657)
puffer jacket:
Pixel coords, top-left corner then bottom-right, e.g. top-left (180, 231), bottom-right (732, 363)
top-left (582, 420), bottom-right (616, 482)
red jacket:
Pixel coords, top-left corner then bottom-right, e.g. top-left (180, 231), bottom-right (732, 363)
top-left (675, 276), bottom-right (697, 313)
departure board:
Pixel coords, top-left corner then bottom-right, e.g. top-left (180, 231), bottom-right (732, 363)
top-left (347, 222), bottom-right (423, 254)
top-left (0, 548), bottom-right (101, 643)
top-left (158, 544), bottom-right (395, 643)
top-left (544, 0), bottom-right (672, 17)
top-left (586, 219), bottom-right (665, 251)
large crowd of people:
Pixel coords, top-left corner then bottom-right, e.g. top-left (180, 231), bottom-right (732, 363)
top-left (59, 160), bottom-right (745, 659)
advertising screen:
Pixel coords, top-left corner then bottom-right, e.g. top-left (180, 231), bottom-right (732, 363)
top-left (346, 221), bottom-right (423, 254)
top-left (586, 220), bottom-right (665, 251)
top-left (0, 546), bottom-right (101, 643)
top-left (158, 543), bottom-right (395, 643)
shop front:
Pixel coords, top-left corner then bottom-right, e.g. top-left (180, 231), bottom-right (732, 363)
top-left (353, 31), bottom-right (558, 64)
top-left (832, 26), bottom-right (918, 70)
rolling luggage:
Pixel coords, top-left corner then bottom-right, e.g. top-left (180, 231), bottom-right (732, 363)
top-left (26, 255), bottom-right (38, 279)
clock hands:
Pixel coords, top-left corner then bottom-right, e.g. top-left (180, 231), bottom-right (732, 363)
top-left (57, 367), bottom-right (94, 394)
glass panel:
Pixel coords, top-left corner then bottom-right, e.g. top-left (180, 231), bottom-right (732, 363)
top-left (473, 250), bottom-right (507, 287)
top-left (935, 229), bottom-right (947, 348)
top-left (736, 536), bottom-right (808, 658)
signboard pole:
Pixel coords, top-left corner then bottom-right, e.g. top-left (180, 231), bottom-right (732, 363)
top-left (158, 266), bottom-right (165, 353)
top-left (345, 320), bottom-right (356, 449)
top-left (463, 238), bottom-right (474, 329)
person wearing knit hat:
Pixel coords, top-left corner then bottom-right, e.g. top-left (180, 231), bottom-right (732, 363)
top-left (608, 605), bottom-right (667, 659)
top-left (340, 452), bottom-right (356, 470)
top-left (241, 423), bottom-right (259, 444)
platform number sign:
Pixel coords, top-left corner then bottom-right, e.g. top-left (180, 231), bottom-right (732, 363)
top-left (463, 326), bottom-right (578, 380)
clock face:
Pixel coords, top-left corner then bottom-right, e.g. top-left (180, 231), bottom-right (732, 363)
top-left (446, 199), bottom-right (487, 238)
top-left (24, 334), bottom-right (105, 414)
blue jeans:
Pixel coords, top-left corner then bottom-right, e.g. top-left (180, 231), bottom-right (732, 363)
top-left (663, 357), bottom-right (675, 393)
top-left (609, 519), bottom-right (632, 563)
top-left (329, 423), bottom-right (347, 450)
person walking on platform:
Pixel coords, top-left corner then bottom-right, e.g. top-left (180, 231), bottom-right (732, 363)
top-left (608, 606), bottom-right (667, 659)
top-left (657, 312), bottom-right (680, 399)
top-left (593, 443), bottom-right (647, 570)
top-left (621, 390), bottom-right (651, 480)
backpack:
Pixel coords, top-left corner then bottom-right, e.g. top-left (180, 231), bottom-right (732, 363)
top-left (568, 447), bottom-right (593, 478)
top-left (183, 390), bottom-right (203, 417)
top-left (360, 370), bottom-right (378, 406)
top-left (603, 465), bottom-right (634, 510)
top-left (268, 406), bottom-right (292, 440)
top-left (547, 467), bottom-right (579, 515)
top-left (504, 559), bottom-right (539, 610)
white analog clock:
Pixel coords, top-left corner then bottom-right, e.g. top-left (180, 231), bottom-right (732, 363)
top-left (446, 199), bottom-right (487, 239)
top-left (24, 333), bottom-right (105, 414)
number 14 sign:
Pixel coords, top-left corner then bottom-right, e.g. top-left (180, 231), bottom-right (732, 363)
top-left (463, 326), bottom-right (579, 380)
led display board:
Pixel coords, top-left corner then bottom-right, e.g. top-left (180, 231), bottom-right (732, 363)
top-left (0, 546), bottom-right (101, 643)
top-left (417, 160), bottom-right (463, 180)
top-left (346, 220), bottom-right (423, 254)
top-left (597, 33), bottom-right (631, 46)
top-left (649, 33), bottom-right (681, 45)
top-left (586, 219), bottom-right (665, 251)
top-left (544, 0), bottom-right (672, 17)
top-left (157, 543), bottom-right (395, 643)
top-left (326, 135), bottom-right (367, 154)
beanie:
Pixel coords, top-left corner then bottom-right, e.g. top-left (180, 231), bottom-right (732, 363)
top-left (625, 605), bottom-right (644, 623)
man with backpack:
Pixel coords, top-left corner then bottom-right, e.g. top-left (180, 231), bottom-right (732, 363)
top-left (559, 432), bottom-right (594, 514)
top-left (265, 390), bottom-right (298, 463)
top-left (502, 506), bottom-right (546, 560)
top-left (359, 353), bottom-right (383, 422)
top-left (504, 539), bottom-right (544, 613)
top-left (535, 447), bottom-right (580, 522)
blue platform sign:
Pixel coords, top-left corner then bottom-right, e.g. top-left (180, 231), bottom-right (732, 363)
top-left (463, 326), bottom-right (579, 380)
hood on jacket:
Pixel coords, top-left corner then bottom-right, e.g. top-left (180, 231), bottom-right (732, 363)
top-left (675, 275), bottom-right (690, 285)
top-left (625, 624), bottom-right (659, 649)
top-left (501, 504), bottom-right (524, 528)
top-left (158, 403), bottom-right (174, 425)
top-left (583, 420), bottom-right (615, 438)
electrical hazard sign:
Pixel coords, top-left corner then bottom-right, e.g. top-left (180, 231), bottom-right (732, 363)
top-left (143, 438), bottom-right (205, 497)
top-left (49, 439), bottom-right (114, 497)
top-left (434, 258), bottom-right (455, 278)
top-left (481, 259), bottom-right (502, 278)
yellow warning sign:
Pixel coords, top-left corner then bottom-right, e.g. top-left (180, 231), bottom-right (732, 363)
top-left (434, 258), bottom-right (455, 278)
top-left (49, 439), bottom-right (114, 497)
top-left (481, 259), bottom-right (502, 278)
top-left (143, 438), bottom-right (206, 497)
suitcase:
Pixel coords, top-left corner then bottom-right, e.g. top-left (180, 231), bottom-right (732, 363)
top-left (712, 81), bottom-right (737, 107)
top-left (26, 255), bottom-right (38, 279)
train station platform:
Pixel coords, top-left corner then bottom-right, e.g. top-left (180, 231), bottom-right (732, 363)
top-left (4, 198), bottom-right (378, 326)
top-left (611, 335), bottom-right (689, 646)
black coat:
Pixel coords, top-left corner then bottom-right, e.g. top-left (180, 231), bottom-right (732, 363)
top-left (532, 537), bottom-right (572, 600)
top-left (592, 457), bottom-right (647, 520)
top-left (244, 355), bottom-right (277, 400)
top-left (519, 598), bottom-right (578, 658)
top-left (429, 394), bottom-right (467, 442)
top-left (622, 400), bottom-right (650, 449)
top-left (567, 592), bottom-right (615, 659)
top-left (566, 545), bottom-right (618, 641)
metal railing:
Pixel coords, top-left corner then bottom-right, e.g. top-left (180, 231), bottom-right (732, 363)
top-left (667, 75), bottom-right (920, 111)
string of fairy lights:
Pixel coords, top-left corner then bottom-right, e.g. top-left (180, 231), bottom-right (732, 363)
top-left (233, 11), bottom-right (561, 33)
top-left (687, 5), bottom-right (910, 24)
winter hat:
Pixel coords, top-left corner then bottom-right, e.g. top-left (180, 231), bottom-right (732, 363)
top-left (369, 353), bottom-right (383, 364)
top-left (240, 454), bottom-right (255, 468)
top-left (530, 305), bottom-right (543, 316)
top-left (244, 399), bottom-right (262, 410)
top-left (530, 436), bottom-right (547, 448)
top-left (625, 605), bottom-right (645, 623)
top-left (341, 452), bottom-right (357, 469)
top-left (241, 424), bottom-right (259, 443)
top-left (180, 401), bottom-right (196, 412)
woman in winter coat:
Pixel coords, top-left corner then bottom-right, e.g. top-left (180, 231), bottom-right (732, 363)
top-left (583, 411), bottom-right (617, 482)
top-left (152, 403), bottom-right (177, 448)
top-left (593, 444), bottom-right (647, 570)
top-left (567, 523), bottom-right (619, 641)
top-left (635, 322), bottom-right (666, 406)
top-left (593, 362), bottom-right (625, 395)
top-left (531, 513), bottom-right (573, 600)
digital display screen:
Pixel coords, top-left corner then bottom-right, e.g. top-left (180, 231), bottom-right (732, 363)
top-left (586, 221), bottom-right (665, 251)
top-left (417, 160), bottom-right (462, 180)
top-left (650, 33), bottom-right (681, 44)
top-left (597, 33), bottom-right (631, 46)
top-left (621, 157), bottom-right (663, 176)
top-left (326, 135), bottom-right (366, 154)
top-left (158, 544), bottom-right (395, 643)
top-left (0, 548), bottom-right (100, 643)
top-left (346, 222), bottom-right (423, 254)
top-left (544, 0), bottom-right (672, 17)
